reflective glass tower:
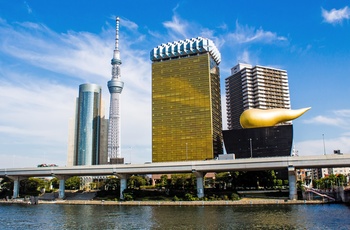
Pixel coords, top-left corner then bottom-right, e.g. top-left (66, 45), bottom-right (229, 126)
top-left (69, 83), bottom-right (103, 166)
top-left (150, 37), bottom-right (223, 162)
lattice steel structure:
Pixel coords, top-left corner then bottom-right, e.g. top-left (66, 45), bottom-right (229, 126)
top-left (107, 17), bottom-right (124, 161)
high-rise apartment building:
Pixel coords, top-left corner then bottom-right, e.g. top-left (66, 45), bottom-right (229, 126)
top-left (150, 37), bottom-right (223, 162)
top-left (225, 63), bottom-right (291, 129)
top-left (67, 83), bottom-right (108, 166)
top-left (223, 63), bottom-right (293, 159)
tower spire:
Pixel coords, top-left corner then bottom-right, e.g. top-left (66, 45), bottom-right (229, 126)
top-left (111, 17), bottom-right (122, 80)
top-left (107, 16), bottom-right (124, 163)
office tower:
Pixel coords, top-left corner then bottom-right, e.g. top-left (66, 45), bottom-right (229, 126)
top-left (150, 37), bottom-right (223, 162)
top-left (223, 63), bottom-right (293, 158)
top-left (67, 83), bottom-right (107, 166)
top-left (107, 17), bottom-right (124, 164)
top-left (225, 63), bottom-right (291, 130)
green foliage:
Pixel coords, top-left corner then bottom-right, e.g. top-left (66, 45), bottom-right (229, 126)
top-left (20, 177), bottom-right (45, 196)
top-left (312, 174), bottom-right (347, 189)
top-left (0, 177), bottom-right (13, 191)
top-left (172, 195), bottom-right (180, 201)
top-left (231, 193), bottom-right (240, 200)
top-left (128, 175), bottom-right (147, 189)
top-left (123, 193), bottom-right (133, 201)
top-left (104, 176), bottom-right (120, 191)
top-left (169, 174), bottom-right (196, 190)
top-left (275, 179), bottom-right (283, 187)
top-left (140, 185), bottom-right (156, 189)
top-left (216, 171), bottom-right (278, 190)
top-left (159, 175), bottom-right (168, 187)
top-left (184, 193), bottom-right (197, 201)
top-left (65, 176), bottom-right (80, 190)
top-left (51, 177), bottom-right (59, 189)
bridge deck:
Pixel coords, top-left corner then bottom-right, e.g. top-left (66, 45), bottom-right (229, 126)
top-left (1, 154), bottom-right (350, 177)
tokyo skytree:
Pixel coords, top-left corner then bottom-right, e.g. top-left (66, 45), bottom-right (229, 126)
top-left (107, 17), bottom-right (124, 162)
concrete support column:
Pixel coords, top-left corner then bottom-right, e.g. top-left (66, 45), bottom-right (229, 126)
top-left (56, 175), bottom-right (70, 199)
top-left (288, 166), bottom-right (297, 200)
top-left (8, 176), bottom-right (26, 199)
top-left (59, 179), bottom-right (65, 199)
top-left (194, 172), bottom-right (204, 198)
top-left (13, 179), bottom-right (20, 199)
top-left (116, 174), bottom-right (129, 200)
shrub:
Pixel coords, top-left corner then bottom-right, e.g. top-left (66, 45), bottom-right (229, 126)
top-left (123, 193), bottom-right (133, 201)
top-left (184, 193), bottom-right (197, 201)
top-left (231, 193), bottom-right (240, 200)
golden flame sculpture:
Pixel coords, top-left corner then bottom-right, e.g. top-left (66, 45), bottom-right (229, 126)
top-left (240, 107), bottom-right (311, 128)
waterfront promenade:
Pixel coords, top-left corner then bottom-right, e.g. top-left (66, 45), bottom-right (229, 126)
top-left (1, 198), bottom-right (324, 206)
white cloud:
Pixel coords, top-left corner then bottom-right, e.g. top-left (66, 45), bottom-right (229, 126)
top-left (24, 1), bottom-right (32, 14)
top-left (163, 15), bottom-right (189, 39)
top-left (304, 115), bottom-right (344, 126)
top-left (322, 6), bottom-right (350, 24)
top-left (120, 17), bottom-right (139, 31)
top-left (227, 20), bottom-right (287, 44)
top-left (304, 110), bottom-right (350, 128)
top-left (0, 21), bottom-right (112, 82)
top-left (0, 18), bottom-right (153, 167)
top-left (334, 109), bottom-right (350, 117)
top-left (237, 50), bottom-right (252, 64)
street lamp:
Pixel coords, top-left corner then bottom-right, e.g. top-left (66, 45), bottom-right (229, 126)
top-left (322, 134), bottom-right (326, 155)
top-left (249, 138), bottom-right (253, 158)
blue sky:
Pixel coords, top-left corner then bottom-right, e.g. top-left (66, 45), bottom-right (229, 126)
top-left (0, 1), bottom-right (350, 168)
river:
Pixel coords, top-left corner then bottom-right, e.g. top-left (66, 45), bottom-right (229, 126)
top-left (1, 203), bottom-right (350, 229)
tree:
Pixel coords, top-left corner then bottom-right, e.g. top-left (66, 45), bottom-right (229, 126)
top-left (0, 177), bottom-right (13, 198)
top-left (170, 174), bottom-right (187, 190)
top-left (104, 176), bottom-right (120, 191)
top-left (159, 175), bottom-right (168, 188)
top-left (0, 177), bottom-right (13, 191)
top-left (20, 177), bottom-right (45, 195)
top-left (128, 175), bottom-right (147, 189)
top-left (65, 176), bottom-right (80, 190)
top-left (215, 172), bottom-right (232, 189)
top-left (51, 177), bottom-right (59, 189)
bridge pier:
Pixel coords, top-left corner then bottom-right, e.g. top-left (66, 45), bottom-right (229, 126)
top-left (194, 172), bottom-right (204, 198)
top-left (116, 174), bottom-right (129, 200)
top-left (8, 176), bottom-right (26, 199)
top-left (56, 175), bottom-right (70, 199)
top-left (288, 166), bottom-right (297, 200)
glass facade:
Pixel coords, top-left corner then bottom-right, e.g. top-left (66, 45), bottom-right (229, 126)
top-left (222, 125), bottom-right (293, 158)
top-left (75, 84), bottom-right (102, 165)
top-left (152, 53), bottom-right (223, 162)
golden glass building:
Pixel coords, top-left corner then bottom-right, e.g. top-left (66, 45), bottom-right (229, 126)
top-left (150, 37), bottom-right (223, 162)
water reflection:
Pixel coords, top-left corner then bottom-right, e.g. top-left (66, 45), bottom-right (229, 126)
top-left (1, 204), bottom-right (350, 229)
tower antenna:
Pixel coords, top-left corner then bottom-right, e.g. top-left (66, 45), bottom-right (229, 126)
top-left (107, 16), bottom-right (124, 163)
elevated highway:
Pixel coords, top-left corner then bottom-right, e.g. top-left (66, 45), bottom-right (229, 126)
top-left (1, 154), bottom-right (350, 200)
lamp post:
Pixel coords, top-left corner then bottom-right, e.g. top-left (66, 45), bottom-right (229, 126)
top-left (249, 138), bottom-right (253, 158)
top-left (322, 134), bottom-right (326, 155)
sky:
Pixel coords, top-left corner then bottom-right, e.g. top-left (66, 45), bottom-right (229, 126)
top-left (0, 1), bottom-right (350, 168)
